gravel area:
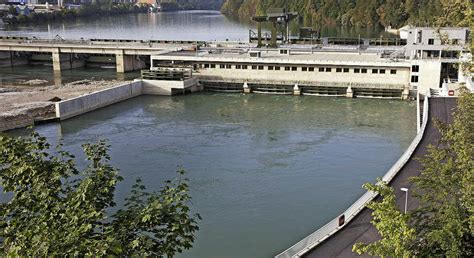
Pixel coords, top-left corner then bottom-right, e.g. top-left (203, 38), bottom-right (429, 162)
top-left (0, 80), bottom-right (130, 131)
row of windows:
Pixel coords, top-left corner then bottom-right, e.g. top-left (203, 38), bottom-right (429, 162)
top-left (199, 64), bottom-right (398, 74)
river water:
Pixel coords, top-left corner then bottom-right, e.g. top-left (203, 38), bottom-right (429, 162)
top-left (9, 94), bottom-right (416, 257)
top-left (0, 10), bottom-right (391, 41)
top-left (2, 10), bottom-right (414, 258)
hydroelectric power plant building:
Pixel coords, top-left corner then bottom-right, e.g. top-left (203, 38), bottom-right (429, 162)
top-left (0, 27), bottom-right (470, 98)
top-left (147, 27), bottom-right (471, 98)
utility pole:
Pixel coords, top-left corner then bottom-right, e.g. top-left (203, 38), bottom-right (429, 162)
top-left (285, 0), bottom-right (289, 43)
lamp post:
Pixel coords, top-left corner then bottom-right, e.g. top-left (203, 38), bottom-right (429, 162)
top-left (401, 187), bottom-right (409, 214)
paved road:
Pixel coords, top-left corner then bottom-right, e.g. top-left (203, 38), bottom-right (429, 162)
top-left (304, 97), bottom-right (457, 258)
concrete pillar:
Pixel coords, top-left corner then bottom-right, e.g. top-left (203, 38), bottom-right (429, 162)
top-left (402, 85), bottom-right (410, 100)
top-left (243, 82), bottom-right (251, 93)
top-left (52, 49), bottom-right (61, 73)
top-left (116, 50), bottom-right (126, 74)
top-left (54, 70), bottom-right (62, 86)
top-left (346, 85), bottom-right (354, 98)
top-left (293, 84), bottom-right (301, 96)
top-left (116, 51), bottom-right (144, 74)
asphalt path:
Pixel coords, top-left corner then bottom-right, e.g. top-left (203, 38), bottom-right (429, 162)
top-left (304, 97), bottom-right (457, 258)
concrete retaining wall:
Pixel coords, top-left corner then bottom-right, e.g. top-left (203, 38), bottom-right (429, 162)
top-left (142, 78), bottom-right (198, 95)
top-left (55, 81), bottom-right (143, 120)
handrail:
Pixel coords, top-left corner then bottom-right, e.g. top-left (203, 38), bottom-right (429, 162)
top-left (276, 95), bottom-right (430, 258)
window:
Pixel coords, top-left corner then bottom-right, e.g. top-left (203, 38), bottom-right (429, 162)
top-left (302, 67), bottom-right (308, 71)
top-left (325, 67), bottom-right (332, 72)
top-left (275, 66), bottom-right (281, 71)
top-left (236, 65), bottom-right (241, 69)
top-left (354, 68), bottom-right (360, 73)
top-left (292, 67), bottom-right (297, 71)
top-left (268, 66), bottom-right (274, 70)
top-left (226, 64), bottom-right (232, 69)
top-left (372, 69), bottom-right (378, 74)
top-left (411, 75), bottom-right (419, 83)
top-left (412, 65), bottom-right (419, 72)
top-left (309, 67), bottom-right (314, 72)
top-left (390, 69), bottom-right (397, 74)
top-left (336, 68), bottom-right (342, 73)
top-left (379, 69), bottom-right (386, 74)
top-left (204, 64), bottom-right (210, 68)
top-left (210, 64), bottom-right (216, 68)
top-left (258, 65), bottom-right (264, 70)
top-left (343, 68), bottom-right (349, 73)
top-left (428, 38), bottom-right (434, 45)
top-left (252, 65), bottom-right (257, 70)
top-left (285, 66), bottom-right (291, 71)
top-left (242, 65), bottom-right (248, 69)
top-left (361, 69), bottom-right (367, 73)
top-left (319, 67), bottom-right (325, 72)
top-left (220, 64), bottom-right (225, 69)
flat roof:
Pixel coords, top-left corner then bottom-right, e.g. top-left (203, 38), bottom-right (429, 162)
top-left (152, 49), bottom-right (411, 67)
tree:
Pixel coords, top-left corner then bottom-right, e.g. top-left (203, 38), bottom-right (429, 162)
top-left (410, 89), bottom-right (473, 257)
top-left (352, 180), bottom-right (416, 258)
top-left (0, 132), bottom-right (200, 256)
top-left (354, 90), bottom-right (474, 257)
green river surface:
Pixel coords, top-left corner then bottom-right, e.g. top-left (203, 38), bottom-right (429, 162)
top-left (1, 9), bottom-right (414, 258)
top-left (8, 93), bottom-right (416, 257)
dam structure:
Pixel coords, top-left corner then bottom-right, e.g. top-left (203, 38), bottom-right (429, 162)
top-left (0, 27), bottom-right (471, 97)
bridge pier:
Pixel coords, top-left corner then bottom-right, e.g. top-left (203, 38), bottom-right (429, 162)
top-left (243, 82), bottom-right (251, 93)
top-left (293, 84), bottom-right (301, 95)
top-left (402, 85), bottom-right (410, 100)
top-left (346, 86), bottom-right (354, 98)
top-left (116, 51), bottom-right (147, 76)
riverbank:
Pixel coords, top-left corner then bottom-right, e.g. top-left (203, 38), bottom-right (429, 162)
top-left (0, 80), bottom-right (128, 132)
top-left (1, 4), bottom-right (149, 25)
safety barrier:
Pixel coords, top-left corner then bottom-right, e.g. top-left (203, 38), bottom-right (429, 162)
top-left (276, 94), bottom-right (430, 258)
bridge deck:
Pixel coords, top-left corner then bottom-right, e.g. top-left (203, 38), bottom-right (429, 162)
top-left (303, 97), bottom-right (457, 258)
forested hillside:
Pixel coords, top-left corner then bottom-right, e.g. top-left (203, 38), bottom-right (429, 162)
top-left (161, 0), bottom-right (224, 11)
top-left (221, 0), bottom-right (472, 28)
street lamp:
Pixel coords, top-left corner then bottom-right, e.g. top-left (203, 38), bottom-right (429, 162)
top-left (400, 187), bottom-right (409, 214)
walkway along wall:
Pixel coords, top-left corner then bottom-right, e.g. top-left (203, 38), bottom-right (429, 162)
top-left (275, 94), bottom-right (431, 258)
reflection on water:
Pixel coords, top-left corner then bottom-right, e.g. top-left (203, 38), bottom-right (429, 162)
top-left (8, 93), bottom-right (416, 257)
top-left (1, 10), bottom-right (393, 41)
top-left (0, 11), bottom-right (252, 41)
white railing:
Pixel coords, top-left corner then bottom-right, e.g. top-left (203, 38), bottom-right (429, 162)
top-left (276, 94), bottom-right (430, 258)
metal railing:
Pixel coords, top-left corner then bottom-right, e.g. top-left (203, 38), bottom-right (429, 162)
top-left (276, 94), bottom-right (430, 258)
top-left (141, 69), bottom-right (192, 81)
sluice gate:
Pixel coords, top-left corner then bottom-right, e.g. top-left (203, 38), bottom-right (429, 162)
top-left (201, 80), bottom-right (406, 99)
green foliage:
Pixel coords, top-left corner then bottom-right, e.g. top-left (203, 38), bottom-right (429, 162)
top-left (352, 180), bottom-right (415, 258)
top-left (354, 91), bottom-right (474, 257)
top-left (222, 0), bottom-right (473, 28)
top-left (410, 89), bottom-right (473, 256)
top-left (0, 132), bottom-right (200, 256)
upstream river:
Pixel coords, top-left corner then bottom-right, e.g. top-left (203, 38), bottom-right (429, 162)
top-left (9, 94), bottom-right (416, 257)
